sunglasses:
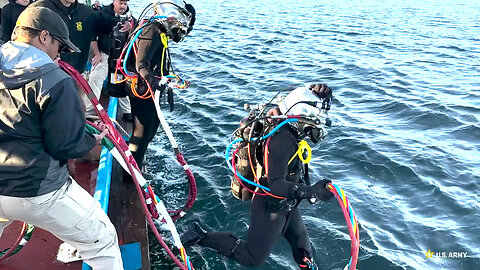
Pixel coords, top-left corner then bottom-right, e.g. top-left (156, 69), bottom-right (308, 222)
top-left (51, 35), bottom-right (68, 52)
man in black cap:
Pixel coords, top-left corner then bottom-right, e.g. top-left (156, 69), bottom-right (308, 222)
top-left (0, 7), bottom-right (123, 269)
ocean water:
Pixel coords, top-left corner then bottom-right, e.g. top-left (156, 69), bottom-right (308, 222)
top-left (127, 1), bottom-right (480, 269)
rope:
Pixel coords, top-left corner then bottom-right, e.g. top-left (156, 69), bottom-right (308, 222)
top-left (0, 223), bottom-right (34, 263)
top-left (86, 120), bottom-right (194, 270)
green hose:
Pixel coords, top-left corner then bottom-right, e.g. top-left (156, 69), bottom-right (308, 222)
top-left (85, 123), bottom-right (115, 150)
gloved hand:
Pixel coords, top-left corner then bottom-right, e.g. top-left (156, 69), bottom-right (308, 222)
top-left (293, 179), bottom-right (334, 202)
top-left (151, 79), bottom-right (174, 112)
top-left (184, 2), bottom-right (196, 34)
top-left (151, 78), bottom-right (165, 95)
top-left (309, 83), bottom-right (332, 110)
top-left (309, 84), bottom-right (332, 98)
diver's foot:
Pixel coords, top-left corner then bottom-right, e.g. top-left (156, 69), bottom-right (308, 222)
top-left (141, 165), bottom-right (154, 180)
top-left (299, 256), bottom-right (317, 270)
top-left (181, 222), bottom-right (207, 247)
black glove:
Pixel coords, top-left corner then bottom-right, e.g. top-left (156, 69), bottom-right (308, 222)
top-left (293, 179), bottom-right (333, 202)
top-left (309, 84), bottom-right (332, 98)
top-left (151, 79), bottom-right (174, 112)
top-left (309, 84), bottom-right (332, 110)
top-left (149, 78), bottom-right (165, 96)
top-left (184, 2), bottom-right (196, 34)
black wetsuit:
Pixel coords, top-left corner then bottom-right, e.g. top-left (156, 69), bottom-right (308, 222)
top-left (129, 22), bottom-right (169, 167)
top-left (198, 124), bottom-right (314, 267)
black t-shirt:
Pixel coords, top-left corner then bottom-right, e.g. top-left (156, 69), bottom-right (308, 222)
top-left (1, 1), bottom-right (27, 41)
top-left (31, 0), bottom-right (118, 73)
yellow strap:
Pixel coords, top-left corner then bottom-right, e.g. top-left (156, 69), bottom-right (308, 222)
top-left (160, 32), bottom-right (169, 48)
top-left (288, 140), bottom-right (312, 165)
top-left (0, 217), bottom-right (9, 223)
top-left (160, 33), bottom-right (169, 77)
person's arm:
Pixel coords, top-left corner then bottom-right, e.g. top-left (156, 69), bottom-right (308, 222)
top-left (93, 8), bottom-right (119, 35)
top-left (135, 25), bottom-right (162, 85)
top-left (266, 130), bottom-right (299, 199)
top-left (184, 2), bottom-right (195, 34)
top-left (267, 129), bottom-right (333, 202)
top-left (40, 78), bottom-right (96, 160)
top-left (90, 40), bottom-right (102, 67)
top-left (1, 6), bottom-right (12, 41)
top-left (94, 7), bottom-right (131, 35)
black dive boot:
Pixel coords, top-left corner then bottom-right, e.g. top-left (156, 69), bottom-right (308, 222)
top-left (297, 248), bottom-right (318, 270)
top-left (181, 222), bottom-right (207, 247)
top-left (141, 165), bottom-right (154, 180)
top-left (299, 256), bottom-right (317, 270)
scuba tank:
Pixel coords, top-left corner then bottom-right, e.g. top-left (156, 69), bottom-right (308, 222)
top-left (230, 113), bottom-right (265, 201)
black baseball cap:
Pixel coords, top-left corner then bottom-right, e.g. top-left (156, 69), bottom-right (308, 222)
top-left (15, 7), bottom-right (80, 53)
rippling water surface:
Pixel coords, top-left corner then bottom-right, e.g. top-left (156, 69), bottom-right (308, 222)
top-left (128, 0), bottom-right (480, 269)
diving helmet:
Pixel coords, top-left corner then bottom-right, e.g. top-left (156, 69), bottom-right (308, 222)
top-left (153, 0), bottom-right (192, 42)
top-left (278, 84), bottom-right (332, 143)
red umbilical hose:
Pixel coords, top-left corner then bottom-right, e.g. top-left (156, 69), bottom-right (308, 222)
top-left (0, 222), bottom-right (27, 263)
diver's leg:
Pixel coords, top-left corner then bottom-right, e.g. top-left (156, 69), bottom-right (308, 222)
top-left (85, 52), bottom-right (109, 115)
top-left (118, 97), bottom-right (131, 115)
top-left (284, 208), bottom-right (317, 269)
top-left (199, 198), bottom-right (287, 267)
top-left (129, 97), bottom-right (159, 167)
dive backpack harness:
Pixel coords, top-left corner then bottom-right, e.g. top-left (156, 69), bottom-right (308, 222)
top-left (226, 98), bottom-right (319, 201)
top-left (230, 119), bottom-right (313, 201)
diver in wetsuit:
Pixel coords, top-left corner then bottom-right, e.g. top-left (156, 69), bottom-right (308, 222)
top-left (182, 84), bottom-right (335, 269)
top-left (128, 0), bottom-right (195, 168)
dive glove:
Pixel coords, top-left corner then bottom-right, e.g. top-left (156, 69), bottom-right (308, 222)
top-left (184, 2), bottom-right (196, 34)
top-left (293, 179), bottom-right (334, 202)
top-left (152, 79), bottom-right (174, 112)
top-left (310, 83), bottom-right (332, 110)
top-left (309, 84), bottom-right (332, 99)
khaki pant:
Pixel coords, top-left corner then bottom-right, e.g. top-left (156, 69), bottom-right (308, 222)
top-left (0, 179), bottom-right (123, 270)
top-left (85, 52), bottom-right (131, 115)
